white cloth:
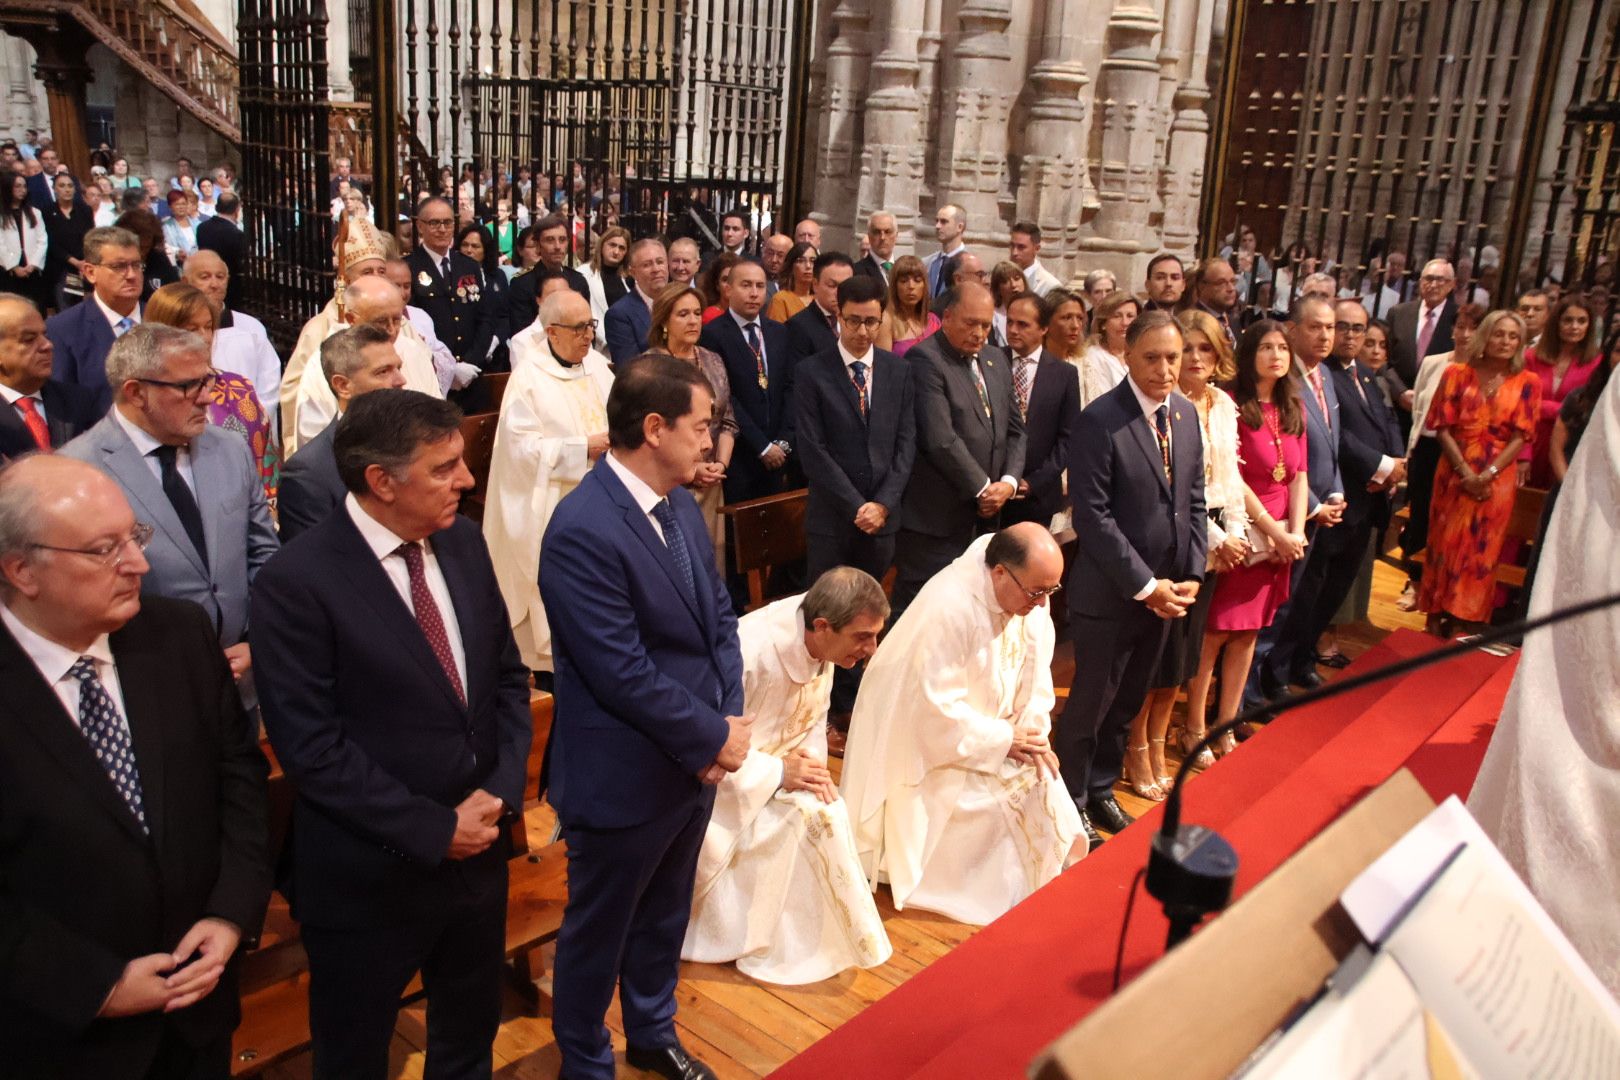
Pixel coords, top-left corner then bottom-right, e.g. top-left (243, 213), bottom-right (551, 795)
top-left (482, 344), bottom-right (613, 671)
top-left (841, 535), bottom-right (1083, 924)
top-left (1408, 350), bottom-right (1457, 454)
top-left (0, 208), bottom-right (47, 271)
top-left (0, 605), bottom-right (127, 737)
top-left (1023, 259), bottom-right (1063, 297)
top-left (406, 304), bottom-right (458, 393)
top-left (682, 595), bottom-right (893, 983)
top-left (1468, 373), bottom-right (1620, 1000)
top-left (214, 310), bottom-right (283, 439)
top-left (603, 450), bottom-right (667, 542)
top-left (1194, 386), bottom-right (1250, 552)
top-left (1079, 345), bottom-right (1129, 410)
top-left (507, 322), bottom-right (609, 377)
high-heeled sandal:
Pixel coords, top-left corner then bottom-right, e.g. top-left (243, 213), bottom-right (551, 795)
top-left (1150, 736), bottom-right (1174, 790)
top-left (1210, 730), bottom-right (1239, 759)
top-left (1175, 728), bottom-right (1215, 771)
top-left (1125, 743), bottom-right (1166, 801)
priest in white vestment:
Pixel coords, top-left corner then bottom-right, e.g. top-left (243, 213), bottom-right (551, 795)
top-left (683, 567), bottom-right (894, 983)
top-left (484, 289), bottom-right (614, 673)
top-left (1469, 373), bottom-right (1620, 999)
top-left (842, 523), bottom-right (1085, 924)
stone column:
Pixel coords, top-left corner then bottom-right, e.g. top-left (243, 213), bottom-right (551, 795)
top-left (809, 0), bottom-right (872, 245)
top-left (1085, 3), bottom-right (1165, 277)
top-left (855, 0), bottom-right (926, 254)
top-left (915, 0), bottom-right (944, 202)
top-left (930, 0), bottom-right (1016, 250)
top-left (328, 0), bottom-right (354, 100)
top-left (1159, 0), bottom-right (1214, 257)
top-left (1015, 0), bottom-right (1093, 280)
top-left (0, 18), bottom-right (96, 179)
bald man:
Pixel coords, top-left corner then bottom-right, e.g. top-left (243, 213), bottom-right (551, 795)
top-left (280, 230), bottom-right (394, 442)
top-left (290, 274), bottom-right (443, 452)
top-left (182, 250), bottom-right (282, 428)
top-left (0, 293), bottom-right (101, 458)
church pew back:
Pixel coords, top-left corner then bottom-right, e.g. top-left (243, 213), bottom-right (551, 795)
top-left (720, 487), bottom-right (808, 610)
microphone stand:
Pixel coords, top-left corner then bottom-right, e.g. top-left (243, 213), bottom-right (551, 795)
top-left (1146, 590), bottom-right (1620, 951)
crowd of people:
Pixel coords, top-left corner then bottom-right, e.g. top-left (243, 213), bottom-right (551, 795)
top-left (3, 138), bottom-right (1618, 1080)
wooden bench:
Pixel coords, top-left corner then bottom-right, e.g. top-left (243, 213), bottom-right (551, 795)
top-left (720, 487), bottom-right (807, 610)
top-left (456, 411), bottom-right (502, 525)
top-left (1392, 484), bottom-right (1547, 591)
top-left (231, 692), bottom-right (564, 1075)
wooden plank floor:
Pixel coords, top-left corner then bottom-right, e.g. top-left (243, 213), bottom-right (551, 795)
top-left (260, 560), bottom-right (1427, 1079)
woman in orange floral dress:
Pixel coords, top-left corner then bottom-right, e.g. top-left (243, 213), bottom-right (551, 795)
top-left (1418, 309), bottom-right (1540, 634)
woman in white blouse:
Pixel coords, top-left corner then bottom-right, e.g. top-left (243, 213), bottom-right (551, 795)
top-left (1125, 309), bottom-right (1253, 797)
top-left (1079, 291), bottom-right (1138, 408)
top-left (0, 172), bottom-right (48, 310)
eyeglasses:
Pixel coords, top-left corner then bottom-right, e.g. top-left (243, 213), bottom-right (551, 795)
top-left (1002, 563), bottom-right (1063, 602)
top-left (550, 319), bottom-right (598, 335)
top-left (1419, 274), bottom-right (1454, 284)
top-left (1334, 321), bottom-right (1368, 334)
top-left (840, 315), bottom-right (884, 331)
top-left (137, 368), bottom-right (219, 399)
top-left (92, 260), bottom-right (143, 276)
top-left (418, 217), bottom-right (454, 228)
top-left (30, 522), bottom-right (154, 568)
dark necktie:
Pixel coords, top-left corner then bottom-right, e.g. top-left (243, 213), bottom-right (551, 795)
top-left (824, 309), bottom-right (838, 337)
top-left (152, 445), bottom-right (208, 569)
top-left (69, 656), bottom-right (148, 834)
top-left (397, 542), bottom-right (466, 704)
top-left (1154, 404), bottom-right (1173, 483)
top-left (850, 360), bottom-right (868, 419)
top-left (650, 499), bottom-right (697, 605)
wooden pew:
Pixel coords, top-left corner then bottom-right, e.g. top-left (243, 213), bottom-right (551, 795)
top-left (456, 411), bottom-right (502, 525)
top-left (720, 487), bottom-right (808, 610)
top-left (231, 692), bottom-right (564, 1075)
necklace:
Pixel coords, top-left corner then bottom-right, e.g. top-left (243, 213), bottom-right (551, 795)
top-left (1190, 386), bottom-right (1215, 486)
top-left (1264, 402), bottom-right (1287, 482)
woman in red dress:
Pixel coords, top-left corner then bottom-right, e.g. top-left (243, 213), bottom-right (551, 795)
top-left (1194, 320), bottom-right (1311, 759)
top-left (1521, 295), bottom-right (1601, 487)
top-left (1420, 310), bottom-right (1540, 634)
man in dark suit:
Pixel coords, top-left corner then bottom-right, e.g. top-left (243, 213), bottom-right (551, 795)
top-left (698, 258), bottom-right (796, 503)
top-left (1188, 256), bottom-right (1239, 348)
top-left (1056, 311), bottom-right (1206, 844)
top-left (406, 196), bottom-right (492, 366)
top-left (1386, 258), bottom-right (1457, 387)
top-left (278, 324), bottom-right (406, 540)
top-left (851, 211), bottom-right (898, 287)
top-left (1000, 293), bottom-right (1080, 527)
top-left (506, 213), bottom-right (592, 336)
top-left (891, 282), bottom-right (1025, 618)
top-left (252, 389), bottom-right (533, 1078)
top-left (195, 193), bottom-right (246, 311)
top-left (785, 251), bottom-right (854, 365)
top-left (0, 294), bottom-right (101, 458)
top-left (540, 355), bottom-right (751, 1080)
top-left (47, 226), bottom-right (144, 413)
top-left (603, 238), bottom-right (668, 364)
top-left (0, 454), bottom-right (271, 1078)
top-left (795, 274), bottom-right (916, 723)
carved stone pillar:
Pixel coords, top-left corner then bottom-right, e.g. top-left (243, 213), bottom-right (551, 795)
top-left (1159, 0), bottom-right (1214, 257)
top-left (915, 0), bottom-right (944, 202)
top-left (1086, 4), bottom-right (1165, 272)
top-left (809, 0), bottom-right (872, 245)
top-left (855, 0), bottom-right (926, 255)
top-left (327, 0), bottom-right (354, 100)
top-left (1015, 0), bottom-right (1093, 280)
top-left (931, 0), bottom-right (1016, 248)
top-left (0, 16), bottom-right (95, 179)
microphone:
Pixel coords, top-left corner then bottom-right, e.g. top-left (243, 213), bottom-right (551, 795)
top-left (1146, 589), bottom-right (1620, 951)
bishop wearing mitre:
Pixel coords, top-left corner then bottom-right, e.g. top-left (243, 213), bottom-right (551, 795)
top-left (484, 288), bottom-right (614, 674)
top-left (841, 523), bottom-right (1085, 925)
top-left (682, 567), bottom-right (894, 984)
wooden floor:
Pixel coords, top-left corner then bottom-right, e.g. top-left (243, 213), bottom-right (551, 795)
top-left (259, 560), bottom-right (1428, 1079)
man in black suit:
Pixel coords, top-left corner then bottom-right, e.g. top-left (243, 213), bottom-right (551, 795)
top-left (406, 196), bottom-right (492, 366)
top-left (195, 194), bottom-right (246, 311)
top-left (0, 454), bottom-right (271, 1077)
top-left (852, 211), bottom-right (898, 287)
top-left (505, 212), bottom-right (591, 337)
top-left (1386, 258), bottom-right (1457, 387)
top-left (0, 294), bottom-right (101, 458)
top-left (784, 251), bottom-right (854, 365)
top-left (1142, 253), bottom-right (1186, 312)
top-left (1188, 257), bottom-right (1238, 348)
top-left (891, 282), bottom-right (1026, 618)
top-left (999, 294), bottom-right (1080, 527)
top-left (1055, 310), bottom-right (1206, 845)
top-left (698, 258), bottom-right (795, 503)
top-left (278, 324), bottom-right (406, 541)
top-left (252, 390), bottom-right (533, 1078)
top-left (795, 274), bottom-right (917, 723)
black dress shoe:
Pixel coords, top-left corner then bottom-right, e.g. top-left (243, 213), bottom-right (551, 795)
top-left (626, 1042), bottom-right (717, 1080)
top-left (1290, 669), bottom-right (1326, 691)
top-left (1313, 650), bottom-right (1352, 669)
top-left (1078, 808), bottom-right (1104, 851)
top-left (1089, 795), bottom-right (1136, 835)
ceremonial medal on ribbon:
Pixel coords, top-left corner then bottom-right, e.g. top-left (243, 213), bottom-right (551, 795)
top-left (417, 270), bottom-right (432, 287)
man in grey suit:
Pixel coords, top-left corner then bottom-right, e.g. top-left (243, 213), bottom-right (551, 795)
top-left (891, 282), bottom-right (1025, 619)
top-left (278, 323), bottom-right (407, 541)
top-left (62, 324), bottom-right (278, 684)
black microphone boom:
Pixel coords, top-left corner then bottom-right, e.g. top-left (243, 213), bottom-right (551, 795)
top-left (1146, 589), bottom-right (1620, 951)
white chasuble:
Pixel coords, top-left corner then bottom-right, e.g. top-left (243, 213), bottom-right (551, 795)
top-left (289, 317), bottom-right (443, 454)
top-left (482, 343), bottom-right (613, 671)
top-left (682, 595), bottom-right (893, 984)
top-left (841, 534), bottom-right (1083, 925)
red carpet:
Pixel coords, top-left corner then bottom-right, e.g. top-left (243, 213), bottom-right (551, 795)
top-left (771, 630), bottom-right (1518, 1080)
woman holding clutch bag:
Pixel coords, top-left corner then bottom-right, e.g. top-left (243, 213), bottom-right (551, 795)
top-left (1191, 320), bottom-right (1310, 761)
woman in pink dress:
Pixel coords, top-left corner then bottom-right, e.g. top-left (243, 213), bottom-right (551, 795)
top-left (1521, 295), bottom-right (1601, 487)
top-left (1194, 320), bottom-right (1310, 758)
top-left (875, 254), bottom-right (939, 357)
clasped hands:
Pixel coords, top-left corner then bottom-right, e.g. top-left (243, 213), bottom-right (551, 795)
top-left (691, 460), bottom-right (727, 488)
top-left (1006, 729), bottom-right (1061, 779)
top-left (1145, 578), bottom-right (1201, 620)
top-left (977, 480), bottom-right (1015, 518)
top-left (98, 917), bottom-right (241, 1019)
top-left (448, 788), bottom-right (507, 860)
top-left (697, 714), bottom-right (754, 785)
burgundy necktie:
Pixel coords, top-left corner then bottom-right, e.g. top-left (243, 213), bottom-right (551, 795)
top-left (1415, 306), bottom-right (1438, 359)
top-left (397, 542), bottom-right (465, 704)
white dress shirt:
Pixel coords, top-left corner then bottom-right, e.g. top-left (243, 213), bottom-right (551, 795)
top-left (112, 407), bottom-right (196, 493)
top-left (605, 449), bottom-right (668, 543)
top-left (0, 380), bottom-right (45, 425)
top-left (344, 494), bottom-right (468, 689)
top-left (1, 604), bottom-right (128, 737)
top-left (94, 292), bottom-right (141, 334)
top-left (837, 339), bottom-right (874, 407)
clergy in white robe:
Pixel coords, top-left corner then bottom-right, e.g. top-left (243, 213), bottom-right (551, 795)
top-left (181, 250), bottom-right (283, 437)
top-left (484, 290), bottom-right (614, 672)
top-left (683, 568), bottom-right (894, 983)
top-left (1469, 374), bottom-right (1620, 999)
top-left (841, 523), bottom-right (1085, 925)
top-left (509, 316), bottom-right (611, 376)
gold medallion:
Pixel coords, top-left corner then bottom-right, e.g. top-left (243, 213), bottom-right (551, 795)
top-left (1272, 460), bottom-right (1287, 483)
top-left (757, 374), bottom-right (768, 389)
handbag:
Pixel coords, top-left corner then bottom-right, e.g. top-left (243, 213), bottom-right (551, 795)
top-left (1243, 520), bottom-right (1276, 566)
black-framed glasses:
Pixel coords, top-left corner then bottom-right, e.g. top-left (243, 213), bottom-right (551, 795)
top-left (30, 522), bottom-right (154, 568)
top-left (1419, 274), bottom-right (1454, 285)
top-left (551, 319), bottom-right (598, 335)
top-left (1334, 321), bottom-right (1368, 334)
top-left (1003, 563), bottom-right (1062, 602)
top-left (137, 369), bottom-right (219, 399)
top-left (840, 315), bottom-right (884, 332)
top-left (91, 259), bottom-right (143, 276)
top-left (418, 217), bottom-right (455, 228)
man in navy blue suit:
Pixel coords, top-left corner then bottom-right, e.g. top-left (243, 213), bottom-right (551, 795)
top-left (46, 226), bottom-right (144, 413)
top-left (698, 258), bottom-right (795, 503)
top-left (1055, 310), bottom-right (1206, 845)
top-left (603, 238), bottom-right (669, 364)
top-left (0, 294), bottom-right (101, 458)
top-left (252, 390), bottom-right (533, 1079)
top-left (540, 354), bottom-right (752, 1080)
top-left (783, 251), bottom-right (854, 365)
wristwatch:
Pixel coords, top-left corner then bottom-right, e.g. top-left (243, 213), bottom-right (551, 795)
top-left (1483, 464), bottom-right (1500, 480)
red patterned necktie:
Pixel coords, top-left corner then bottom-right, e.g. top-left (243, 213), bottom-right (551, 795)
top-left (397, 542), bottom-right (465, 704)
top-left (15, 397), bottom-right (50, 451)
